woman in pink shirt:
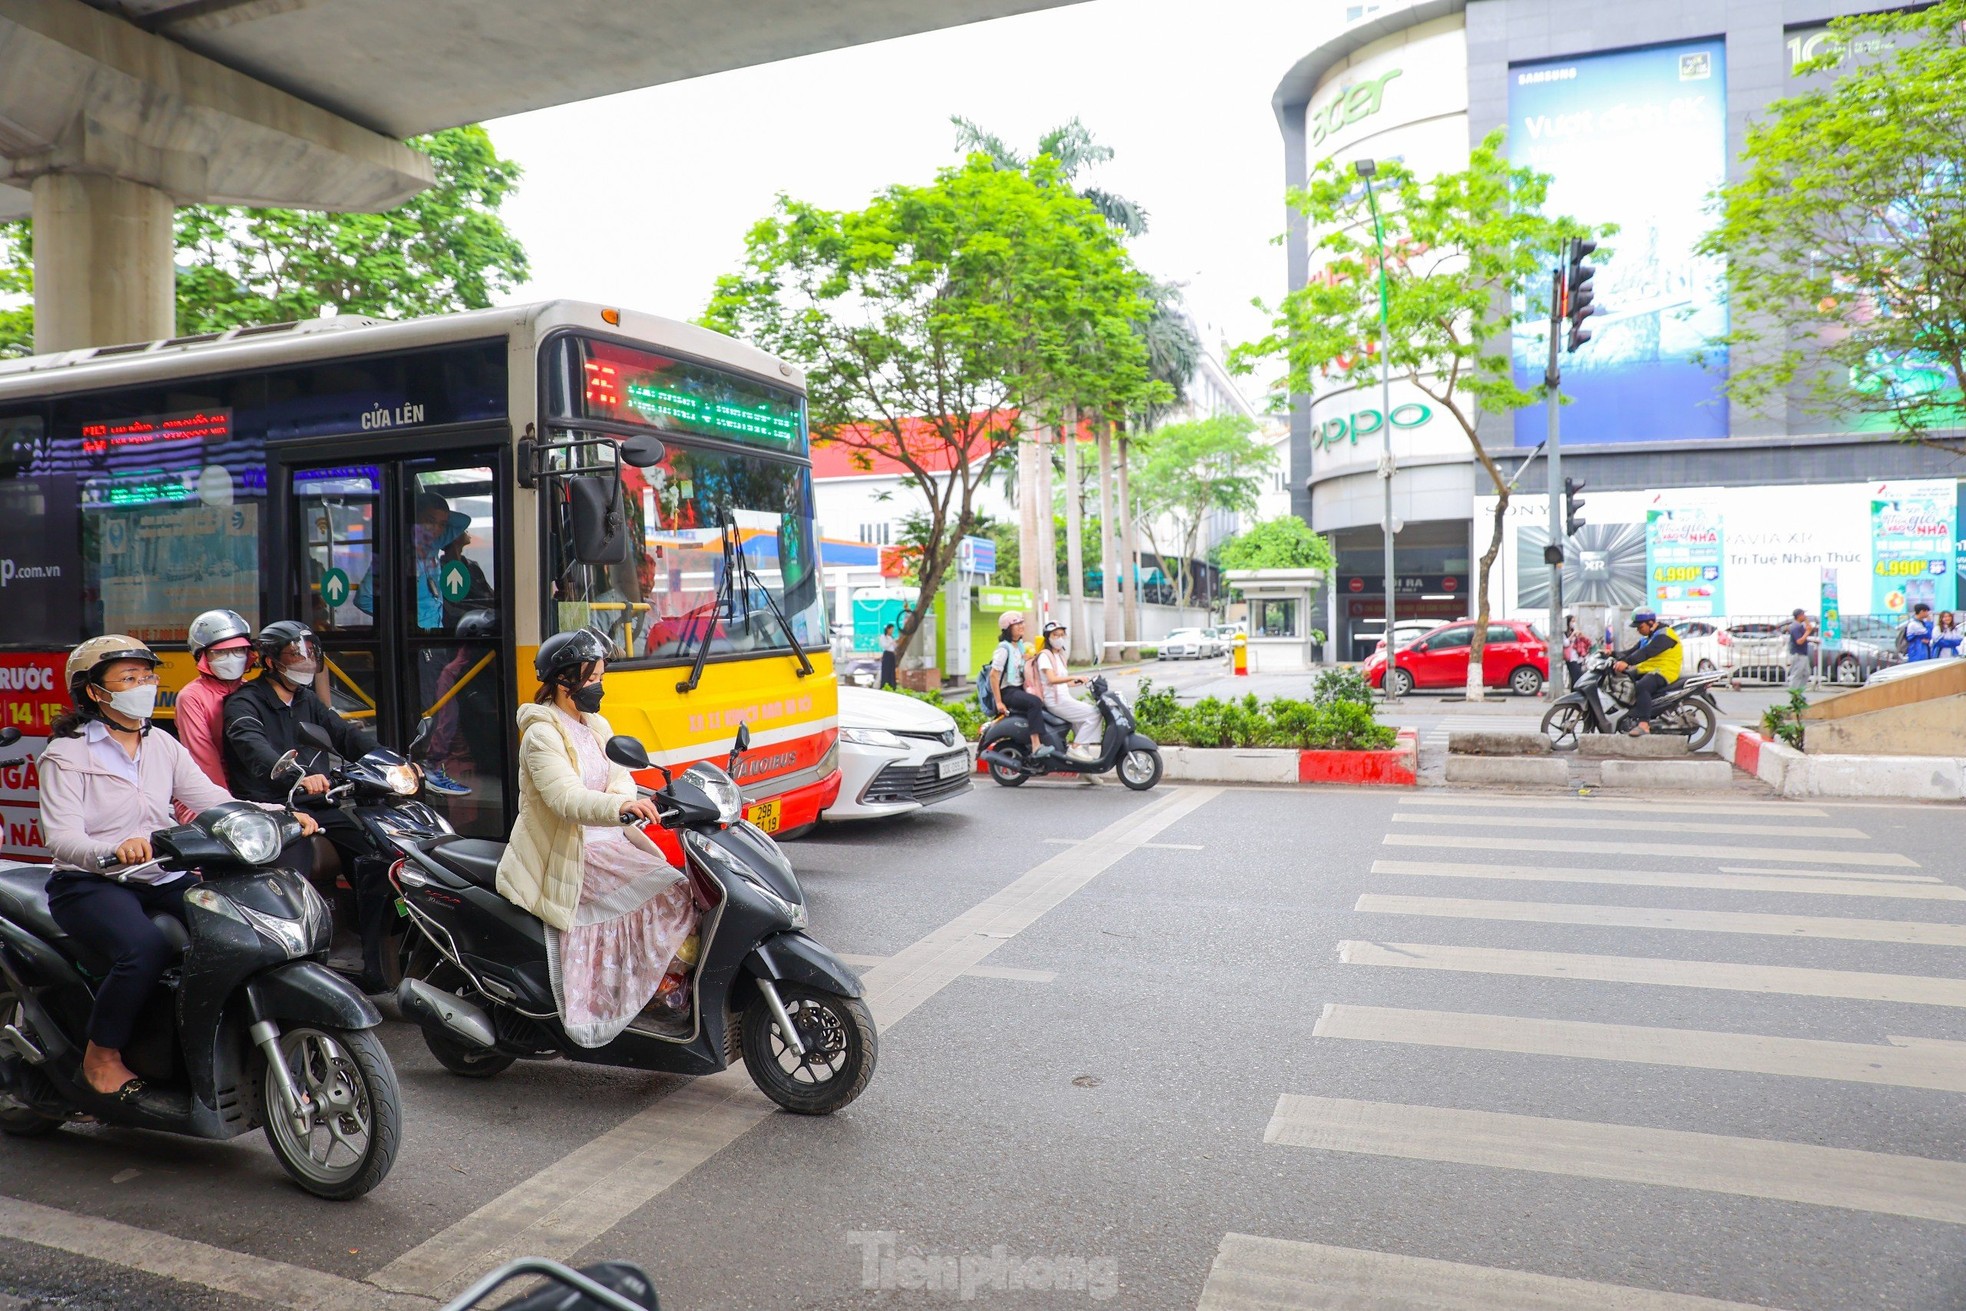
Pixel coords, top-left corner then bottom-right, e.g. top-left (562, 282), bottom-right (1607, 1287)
top-left (42, 635), bottom-right (317, 1101)
top-left (176, 609), bottom-right (255, 789)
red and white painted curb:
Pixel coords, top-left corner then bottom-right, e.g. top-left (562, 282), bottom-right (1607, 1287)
top-left (1719, 724), bottom-right (1966, 801)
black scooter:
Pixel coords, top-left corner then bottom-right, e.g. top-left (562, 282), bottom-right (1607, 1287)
top-left (1541, 650), bottom-right (1724, 751)
top-left (0, 735), bottom-right (401, 1199)
top-left (978, 675), bottom-right (1164, 790)
top-left (392, 725), bottom-right (877, 1115)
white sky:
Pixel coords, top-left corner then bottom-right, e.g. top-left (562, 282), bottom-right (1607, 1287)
top-left (484, 0), bottom-right (1346, 383)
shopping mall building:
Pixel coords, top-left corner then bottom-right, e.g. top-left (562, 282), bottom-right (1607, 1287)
top-left (1275, 1), bottom-right (1958, 659)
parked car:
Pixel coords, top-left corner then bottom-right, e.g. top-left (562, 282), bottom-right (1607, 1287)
top-left (1718, 620), bottom-right (1788, 682)
top-left (1202, 625), bottom-right (1240, 656)
top-left (1821, 614), bottom-right (1906, 685)
top-left (823, 685), bottom-right (972, 822)
top-left (1363, 619), bottom-right (1550, 697)
top-left (1672, 619), bottom-right (1724, 674)
top-left (1372, 620), bottom-right (1438, 654)
top-left (1158, 627), bottom-right (1210, 660)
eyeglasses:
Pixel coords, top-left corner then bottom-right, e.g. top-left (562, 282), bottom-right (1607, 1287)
top-left (100, 672), bottom-right (160, 688)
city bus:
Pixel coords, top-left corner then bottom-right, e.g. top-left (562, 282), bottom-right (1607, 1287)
top-left (0, 301), bottom-right (839, 855)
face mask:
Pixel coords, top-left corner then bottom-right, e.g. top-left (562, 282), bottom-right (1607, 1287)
top-left (1048, 636), bottom-right (1065, 651)
top-left (97, 685), bottom-right (157, 722)
top-left (570, 681), bottom-right (605, 714)
top-left (208, 652), bottom-right (249, 682)
top-left (280, 662), bottom-right (319, 689)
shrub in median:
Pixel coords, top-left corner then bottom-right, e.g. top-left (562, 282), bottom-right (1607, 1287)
top-left (1133, 681), bottom-right (1397, 752)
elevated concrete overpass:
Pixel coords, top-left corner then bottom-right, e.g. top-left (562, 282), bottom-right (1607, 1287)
top-left (2, 0), bottom-right (1089, 351)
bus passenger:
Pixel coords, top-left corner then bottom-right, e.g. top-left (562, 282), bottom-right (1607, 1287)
top-left (222, 621), bottom-right (392, 993)
top-left (41, 636), bottom-right (316, 1097)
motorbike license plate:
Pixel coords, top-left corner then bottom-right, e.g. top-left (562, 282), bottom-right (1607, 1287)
top-left (748, 799), bottom-right (783, 833)
top-left (935, 753), bottom-right (967, 780)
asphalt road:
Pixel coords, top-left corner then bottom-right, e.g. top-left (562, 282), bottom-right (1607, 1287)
top-left (5, 779), bottom-right (1966, 1309)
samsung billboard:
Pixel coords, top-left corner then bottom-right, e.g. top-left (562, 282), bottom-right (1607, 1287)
top-left (1508, 39), bottom-right (1731, 446)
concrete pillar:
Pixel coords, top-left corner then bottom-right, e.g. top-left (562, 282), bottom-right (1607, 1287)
top-left (32, 173), bottom-right (174, 353)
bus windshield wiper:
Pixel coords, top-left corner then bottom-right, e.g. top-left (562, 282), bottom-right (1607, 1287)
top-left (674, 512), bottom-right (814, 694)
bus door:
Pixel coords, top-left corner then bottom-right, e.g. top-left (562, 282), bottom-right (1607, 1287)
top-left (288, 453), bottom-right (512, 839)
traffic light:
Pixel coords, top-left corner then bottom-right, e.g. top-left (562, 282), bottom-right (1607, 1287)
top-left (1564, 237), bottom-right (1599, 353)
top-left (1563, 477), bottom-right (1587, 536)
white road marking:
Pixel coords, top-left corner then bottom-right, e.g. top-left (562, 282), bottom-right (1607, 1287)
top-left (1717, 865), bottom-right (1942, 881)
top-left (1385, 832), bottom-right (1918, 867)
top-left (1265, 1094), bottom-right (1966, 1225)
top-left (1194, 1233), bottom-right (1798, 1311)
top-left (1353, 892), bottom-right (1966, 946)
top-left (1392, 812), bottom-right (1868, 839)
top-left (0, 1195), bottom-right (435, 1311)
top-left (835, 952), bottom-right (1057, 983)
top-left (1401, 794), bottom-right (1829, 818)
top-left (1370, 859), bottom-right (1963, 900)
top-left (1042, 837), bottom-right (1204, 850)
top-left (1313, 1002), bottom-right (1966, 1093)
top-left (1339, 939), bottom-right (1966, 1007)
top-left (370, 786), bottom-right (1223, 1300)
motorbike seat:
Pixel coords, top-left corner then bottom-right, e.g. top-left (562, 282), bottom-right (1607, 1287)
top-left (0, 863), bottom-right (186, 974)
top-left (423, 837), bottom-right (505, 890)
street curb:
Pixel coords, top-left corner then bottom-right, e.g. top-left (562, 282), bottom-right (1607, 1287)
top-left (1598, 758), bottom-right (1732, 789)
top-left (1159, 730), bottom-right (1418, 787)
top-left (1443, 755), bottom-right (1569, 786)
top-left (1719, 724), bottom-right (1966, 801)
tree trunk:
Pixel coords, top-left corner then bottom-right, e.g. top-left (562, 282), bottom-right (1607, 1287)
top-left (1034, 422), bottom-right (1057, 628)
top-left (1062, 407), bottom-right (1089, 663)
top-left (1017, 417), bottom-right (1041, 603)
top-left (1118, 431), bottom-right (1140, 652)
top-left (1096, 423), bottom-right (1121, 662)
top-left (1466, 490), bottom-right (1509, 701)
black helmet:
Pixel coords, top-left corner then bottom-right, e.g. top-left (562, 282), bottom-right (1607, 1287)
top-left (454, 609), bottom-right (499, 641)
top-left (535, 628), bottom-right (613, 688)
top-left (256, 619), bottom-right (320, 669)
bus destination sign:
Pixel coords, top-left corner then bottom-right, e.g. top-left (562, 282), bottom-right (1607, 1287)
top-left (80, 409), bottom-right (231, 456)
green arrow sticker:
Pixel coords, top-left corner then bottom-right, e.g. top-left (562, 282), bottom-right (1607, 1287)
top-left (320, 568), bottom-right (351, 608)
top-left (440, 559), bottom-right (472, 603)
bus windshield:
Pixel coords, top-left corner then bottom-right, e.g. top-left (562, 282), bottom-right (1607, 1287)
top-left (551, 438), bottom-right (827, 664)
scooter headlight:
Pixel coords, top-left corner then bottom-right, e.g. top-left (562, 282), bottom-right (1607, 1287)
top-left (381, 763), bottom-right (420, 796)
top-left (212, 810), bottom-right (282, 865)
top-left (683, 763), bottom-right (743, 826)
top-left (683, 830), bottom-right (806, 929)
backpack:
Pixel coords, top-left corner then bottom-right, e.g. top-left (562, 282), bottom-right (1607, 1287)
top-left (976, 663), bottom-right (998, 716)
top-left (1896, 624), bottom-right (1910, 655)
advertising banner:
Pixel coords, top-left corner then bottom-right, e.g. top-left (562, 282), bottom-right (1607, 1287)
top-left (1644, 497), bottom-right (1726, 617)
top-left (1509, 40), bottom-right (1731, 445)
top-left (1821, 568), bottom-right (1842, 644)
top-left (0, 475), bottom-right (82, 647)
top-left (1869, 481), bottom-right (1956, 615)
top-left (0, 650), bottom-right (73, 858)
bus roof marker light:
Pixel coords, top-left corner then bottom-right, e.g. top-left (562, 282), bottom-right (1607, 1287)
top-left (601, 308), bottom-right (621, 326)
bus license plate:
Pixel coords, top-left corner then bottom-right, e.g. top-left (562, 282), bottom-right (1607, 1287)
top-left (935, 753), bottom-right (967, 780)
top-left (748, 800), bottom-right (783, 833)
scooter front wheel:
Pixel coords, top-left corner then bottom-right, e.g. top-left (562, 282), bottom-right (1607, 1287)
top-left (1118, 748), bottom-right (1163, 791)
top-left (260, 1025), bottom-right (401, 1200)
top-left (741, 985), bottom-right (877, 1116)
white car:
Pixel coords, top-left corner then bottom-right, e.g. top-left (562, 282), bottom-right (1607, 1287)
top-left (823, 686), bottom-right (972, 822)
top-left (1158, 627), bottom-right (1209, 659)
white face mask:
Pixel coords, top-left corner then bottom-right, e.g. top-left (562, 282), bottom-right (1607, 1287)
top-left (208, 652), bottom-right (249, 682)
top-left (280, 662), bottom-right (319, 689)
top-left (1048, 636), bottom-right (1066, 651)
top-left (98, 685), bottom-right (158, 722)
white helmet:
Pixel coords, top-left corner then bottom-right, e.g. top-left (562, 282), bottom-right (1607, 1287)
top-left (188, 609), bottom-right (252, 659)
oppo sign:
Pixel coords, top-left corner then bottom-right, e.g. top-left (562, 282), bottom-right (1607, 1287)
top-left (1316, 402), bottom-right (1434, 452)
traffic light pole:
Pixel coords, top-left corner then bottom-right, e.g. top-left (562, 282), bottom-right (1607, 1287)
top-left (1545, 260), bottom-right (1566, 698)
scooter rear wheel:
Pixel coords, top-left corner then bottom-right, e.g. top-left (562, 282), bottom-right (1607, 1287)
top-left (1541, 701), bottom-right (1588, 752)
top-left (741, 985), bottom-right (876, 1116)
top-left (404, 943), bottom-right (518, 1078)
top-left (986, 747), bottom-right (1028, 787)
top-left (0, 986), bottom-right (61, 1137)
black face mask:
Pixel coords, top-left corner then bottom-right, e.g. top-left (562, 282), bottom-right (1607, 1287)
top-left (569, 681), bottom-right (605, 714)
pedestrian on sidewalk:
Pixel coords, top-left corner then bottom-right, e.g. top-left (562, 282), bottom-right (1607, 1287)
top-left (1936, 611), bottom-right (1962, 659)
top-left (878, 624), bottom-right (898, 690)
top-left (1562, 614), bottom-right (1592, 689)
top-left (1903, 603), bottom-right (1936, 662)
top-left (1786, 608), bottom-right (1813, 691)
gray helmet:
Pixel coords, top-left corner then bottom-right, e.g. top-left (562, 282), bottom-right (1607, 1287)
top-left (188, 608), bottom-right (252, 659)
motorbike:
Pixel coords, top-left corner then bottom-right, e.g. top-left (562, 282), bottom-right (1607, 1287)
top-left (1541, 649), bottom-right (1723, 751)
top-left (278, 718), bottom-right (453, 988)
top-left (977, 675), bottom-right (1163, 790)
top-left (392, 725), bottom-right (877, 1115)
top-left (0, 733), bottom-right (401, 1199)
top-left (443, 1257), bottom-right (657, 1311)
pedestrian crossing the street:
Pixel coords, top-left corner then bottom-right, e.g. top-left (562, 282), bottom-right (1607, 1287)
top-left (1202, 791), bottom-right (1965, 1309)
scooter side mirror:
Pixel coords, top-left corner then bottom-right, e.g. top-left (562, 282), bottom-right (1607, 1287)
top-left (407, 716), bottom-right (435, 761)
top-left (604, 735), bottom-right (653, 772)
top-left (271, 749), bottom-right (303, 781)
top-left (0, 727), bottom-right (19, 748)
top-left (298, 722), bottom-right (337, 757)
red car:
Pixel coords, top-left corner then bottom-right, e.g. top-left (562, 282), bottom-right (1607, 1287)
top-left (1363, 619), bottom-right (1550, 697)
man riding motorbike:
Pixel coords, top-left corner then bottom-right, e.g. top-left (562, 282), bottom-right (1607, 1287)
top-left (1611, 609), bottom-right (1682, 736)
top-left (39, 635), bottom-right (317, 1098)
top-left (221, 620), bottom-right (392, 993)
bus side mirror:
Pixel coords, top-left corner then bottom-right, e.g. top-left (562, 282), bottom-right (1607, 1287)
top-left (568, 475), bottom-right (630, 564)
top-left (619, 435), bottom-right (666, 468)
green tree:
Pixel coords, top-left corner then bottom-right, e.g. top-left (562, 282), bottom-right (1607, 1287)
top-left (1217, 516), bottom-right (1336, 572)
top-left (1128, 414), bottom-right (1278, 606)
top-left (703, 156), bottom-right (1156, 665)
top-left (1238, 131), bottom-right (1585, 699)
top-left (0, 126), bottom-right (526, 355)
top-left (1697, 2), bottom-right (1966, 441)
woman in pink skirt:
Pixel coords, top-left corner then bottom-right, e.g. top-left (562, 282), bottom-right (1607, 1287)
top-left (495, 629), bottom-right (698, 1047)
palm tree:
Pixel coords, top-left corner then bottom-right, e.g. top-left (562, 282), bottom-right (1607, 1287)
top-left (951, 116), bottom-right (1148, 237)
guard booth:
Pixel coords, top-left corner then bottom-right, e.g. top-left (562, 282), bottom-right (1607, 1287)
top-left (1223, 567), bottom-right (1327, 672)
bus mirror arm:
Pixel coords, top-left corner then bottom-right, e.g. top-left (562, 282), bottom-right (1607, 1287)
top-left (721, 509), bottom-right (815, 679)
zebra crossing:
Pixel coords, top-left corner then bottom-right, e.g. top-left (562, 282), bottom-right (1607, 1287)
top-left (1193, 790), bottom-right (1962, 1309)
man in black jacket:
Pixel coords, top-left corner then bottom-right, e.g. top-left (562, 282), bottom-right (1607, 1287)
top-left (222, 620), bottom-right (390, 990)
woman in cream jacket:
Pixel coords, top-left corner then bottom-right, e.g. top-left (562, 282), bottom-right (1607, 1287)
top-left (495, 630), bottom-right (697, 1047)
